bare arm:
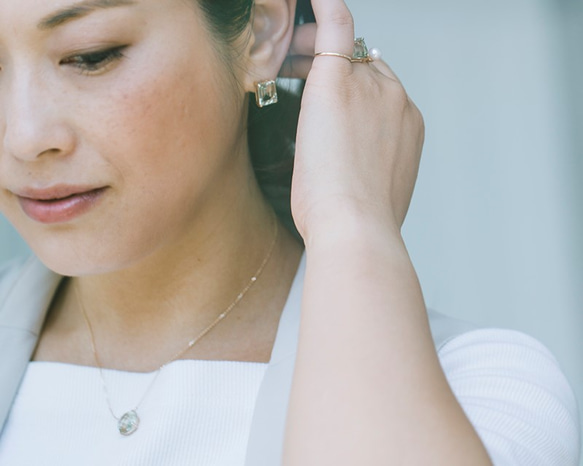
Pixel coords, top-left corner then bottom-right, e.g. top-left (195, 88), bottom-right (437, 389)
top-left (281, 0), bottom-right (492, 463)
top-left (284, 226), bottom-right (492, 465)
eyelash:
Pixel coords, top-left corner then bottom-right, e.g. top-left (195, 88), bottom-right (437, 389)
top-left (61, 45), bottom-right (128, 75)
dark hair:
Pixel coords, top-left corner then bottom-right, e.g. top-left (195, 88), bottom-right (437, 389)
top-left (197, 0), bottom-right (315, 239)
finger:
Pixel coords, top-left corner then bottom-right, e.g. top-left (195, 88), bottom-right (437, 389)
top-left (289, 23), bottom-right (317, 57)
top-left (311, 0), bottom-right (355, 60)
top-left (280, 56), bottom-right (314, 79)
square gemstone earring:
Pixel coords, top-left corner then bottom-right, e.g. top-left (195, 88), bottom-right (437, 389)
top-left (255, 80), bottom-right (278, 108)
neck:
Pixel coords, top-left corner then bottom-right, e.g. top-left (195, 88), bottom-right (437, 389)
top-left (48, 178), bottom-right (303, 370)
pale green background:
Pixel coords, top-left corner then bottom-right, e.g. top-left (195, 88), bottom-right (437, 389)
top-left (1, 0), bottom-right (582, 460)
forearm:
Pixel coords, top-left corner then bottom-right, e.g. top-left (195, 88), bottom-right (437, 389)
top-left (283, 221), bottom-right (492, 465)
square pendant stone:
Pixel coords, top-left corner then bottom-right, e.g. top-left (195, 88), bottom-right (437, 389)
top-left (353, 38), bottom-right (369, 60)
top-left (256, 80), bottom-right (278, 108)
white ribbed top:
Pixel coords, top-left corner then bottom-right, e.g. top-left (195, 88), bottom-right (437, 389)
top-left (0, 329), bottom-right (580, 465)
top-left (0, 360), bottom-right (266, 466)
top-left (438, 329), bottom-right (581, 465)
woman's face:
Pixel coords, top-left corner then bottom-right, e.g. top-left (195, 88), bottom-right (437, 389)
top-left (0, 0), bottom-right (251, 274)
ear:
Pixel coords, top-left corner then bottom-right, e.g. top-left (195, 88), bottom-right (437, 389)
top-left (242, 0), bottom-right (297, 93)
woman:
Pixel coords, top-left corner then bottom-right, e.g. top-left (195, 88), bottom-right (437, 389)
top-left (0, 0), bottom-right (579, 464)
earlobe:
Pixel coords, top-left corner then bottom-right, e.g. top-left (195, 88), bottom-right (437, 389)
top-left (244, 0), bottom-right (296, 93)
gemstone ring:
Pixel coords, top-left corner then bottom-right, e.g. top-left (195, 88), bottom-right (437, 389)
top-left (315, 38), bottom-right (379, 64)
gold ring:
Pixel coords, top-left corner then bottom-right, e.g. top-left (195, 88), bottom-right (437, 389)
top-left (315, 38), bottom-right (374, 64)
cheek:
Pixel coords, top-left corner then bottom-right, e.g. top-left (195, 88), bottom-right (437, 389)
top-left (114, 57), bottom-right (242, 178)
top-left (0, 42), bottom-right (247, 275)
top-left (39, 54), bottom-right (247, 273)
top-left (107, 65), bottom-right (220, 175)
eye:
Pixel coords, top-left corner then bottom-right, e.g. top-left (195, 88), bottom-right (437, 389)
top-left (61, 45), bottom-right (128, 75)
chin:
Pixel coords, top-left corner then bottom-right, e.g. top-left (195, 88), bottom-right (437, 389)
top-left (34, 248), bottom-right (121, 277)
top-left (23, 230), bottom-right (147, 278)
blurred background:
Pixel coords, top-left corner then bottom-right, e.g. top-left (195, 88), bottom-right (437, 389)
top-left (347, 0), bottom-right (583, 458)
top-left (1, 0), bottom-right (581, 460)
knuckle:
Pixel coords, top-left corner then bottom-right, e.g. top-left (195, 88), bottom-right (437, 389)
top-left (367, 77), bottom-right (384, 100)
top-left (386, 82), bottom-right (409, 109)
top-left (409, 109), bottom-right (426, 149)
top-left (416, 109), bottom-right (426, 134)
top-left (346, 73), bottom-right (379, 101)
top-left (395, 86), bottom-right (409, 106)
top-left (408, 100), bottom-right (426, 134)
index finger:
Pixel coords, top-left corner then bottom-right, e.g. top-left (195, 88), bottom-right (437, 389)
top-left (311, 0), bottom-right (355, 61)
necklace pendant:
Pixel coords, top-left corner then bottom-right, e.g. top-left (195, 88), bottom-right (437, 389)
top-left (118, 410), bottom-right (140, 436)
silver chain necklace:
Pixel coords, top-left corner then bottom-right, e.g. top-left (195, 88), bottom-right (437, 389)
top-left (77, 216), bottom-right (278, 436)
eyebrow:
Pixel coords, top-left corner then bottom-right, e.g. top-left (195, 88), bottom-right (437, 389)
top-left (37, 0), bottom-right (136, 30)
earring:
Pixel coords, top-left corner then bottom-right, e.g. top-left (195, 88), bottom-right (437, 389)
top-left (255, 80), bottom-right (278, 108)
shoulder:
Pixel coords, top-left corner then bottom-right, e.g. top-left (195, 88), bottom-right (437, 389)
top-left (0, 256), bottom-right (35, 307)
top-left (0, 255), bottom-right (62, 330)
top-left (0, 255), bottom-right (63, 434)
top-left (430, 309), bottom-right (581, 465)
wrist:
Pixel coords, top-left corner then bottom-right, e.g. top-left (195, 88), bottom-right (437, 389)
top-left (302, 210), bottom-right (405, 257)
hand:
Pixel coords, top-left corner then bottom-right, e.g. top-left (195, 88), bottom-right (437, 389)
top-left (280, 0), bottom-right (425, 244)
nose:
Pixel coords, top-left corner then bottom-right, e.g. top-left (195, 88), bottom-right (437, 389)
top-left (1, 72), bottom-right (75, 162)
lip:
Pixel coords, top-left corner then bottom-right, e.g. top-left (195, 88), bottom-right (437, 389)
top-left (16, 186), bottom-right (108, 224)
